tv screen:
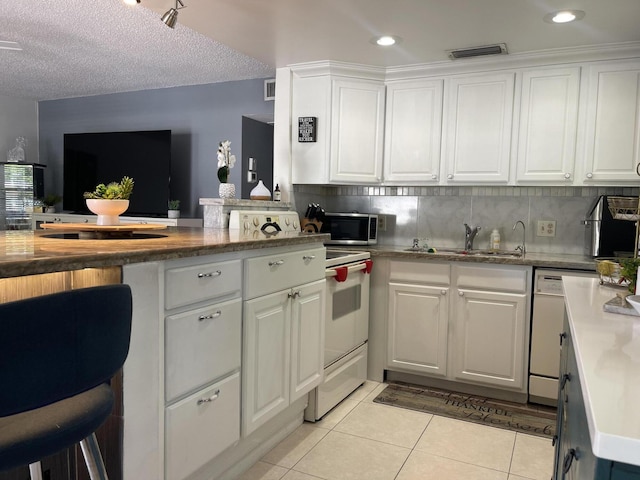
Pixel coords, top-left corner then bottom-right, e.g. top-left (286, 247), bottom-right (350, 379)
top-left (63, 130), bottom-right (171, 217)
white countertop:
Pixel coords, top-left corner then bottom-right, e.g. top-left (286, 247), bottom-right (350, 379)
top-left (563, 276), bottom-right (640, 465)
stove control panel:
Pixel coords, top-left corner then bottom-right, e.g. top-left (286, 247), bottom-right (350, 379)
top-left (229, 210), bottom-right (300, 232)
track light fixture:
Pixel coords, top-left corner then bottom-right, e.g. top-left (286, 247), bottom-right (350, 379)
top-left (161, 0), bottom-right (186, 28)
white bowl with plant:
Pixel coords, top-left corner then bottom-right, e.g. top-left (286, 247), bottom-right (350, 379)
top-left (83, 176), bottom-right (134, 225)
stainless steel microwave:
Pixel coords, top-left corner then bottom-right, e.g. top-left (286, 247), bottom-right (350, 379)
top-left (320, 212), bottom-right (378, 245)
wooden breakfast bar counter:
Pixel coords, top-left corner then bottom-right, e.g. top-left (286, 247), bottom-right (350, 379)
top-left (0, 227), bottom-right (327, 279)
top-left (0, 227), bottom-right (328, 480)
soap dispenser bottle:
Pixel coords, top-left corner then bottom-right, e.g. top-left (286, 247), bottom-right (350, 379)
top-left (490, 229), bottom-right (501, 251)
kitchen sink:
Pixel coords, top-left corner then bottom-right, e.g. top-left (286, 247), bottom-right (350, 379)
top-left (403, 247), bottom-right (522, 258)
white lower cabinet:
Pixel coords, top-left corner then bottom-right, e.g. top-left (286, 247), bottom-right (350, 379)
top-left (451, 287), bottom-right (527, 389)
top-left (243, 278), bottom-right (325, 436)
top-left (242, 247), bottom-right (326, 437)
top-left (165, 298), bottom-right (242, 403)
top-left (387, 260), bottom-right (531, 393)
top-left (165, 373), bottom-right (240, 480)
top-left (162, 254), bottom-right (243, 480)
top-left (388, 282), bottom-right (449, 377)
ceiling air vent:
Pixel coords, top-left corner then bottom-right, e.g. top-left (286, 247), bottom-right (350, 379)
top-left (448, 43), bottom-right (508, 60)
top-left (264, 79), bottom-right (276, 101)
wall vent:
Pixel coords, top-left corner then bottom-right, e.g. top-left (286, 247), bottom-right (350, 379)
top-left (264, 79), bottom-right (276, 101)
top-left (448, 43), bottom-right (508, 60)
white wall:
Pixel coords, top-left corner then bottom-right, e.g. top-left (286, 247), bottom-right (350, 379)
top-left (0, 94), bottom-right (38, 164)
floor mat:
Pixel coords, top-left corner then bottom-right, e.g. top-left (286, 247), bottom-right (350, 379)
top-left (373, 382), bottom-right (556, 438)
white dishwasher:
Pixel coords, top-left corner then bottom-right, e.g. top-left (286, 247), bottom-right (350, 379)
top-left (529, 268), bottom-right (596, 405)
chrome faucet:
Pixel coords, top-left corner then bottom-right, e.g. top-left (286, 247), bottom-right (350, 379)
top-left (464, 223), bottom-right (481, 251)
top-left (513, 220), bottom-right (526, 256)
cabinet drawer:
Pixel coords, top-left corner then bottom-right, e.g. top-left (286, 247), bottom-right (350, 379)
top-left (245, 247), bottom-right (324, 299)
top-left (389, 260), bottom-right (450, 284)
top-left (454, 264), bottom-right (529, 293)
top-left (165, 259), bottom-right (241, 309)
top-left (165, 298), bottom-right (241, 402)
top-left (165, 373), bottom-right (240, 480)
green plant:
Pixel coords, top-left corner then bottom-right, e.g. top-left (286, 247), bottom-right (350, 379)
top-left (620, 258), bottom-right (640, 294)
top-left (43, 193), bottom-right (62, 207)
top-left (168, 199), bottom-right (180, 210)
top-left (83, 176), bottom-right (134, 200)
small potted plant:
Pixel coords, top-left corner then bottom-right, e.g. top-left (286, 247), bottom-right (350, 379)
top-left (168, 199), bottom-right (180, 219)
top-left (83, 176), bottom-right (134, 225)
top-left (43, 193), bottom-right (62, 213)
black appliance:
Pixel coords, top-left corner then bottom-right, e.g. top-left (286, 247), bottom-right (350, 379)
top-left (584, 195), bottom-right (638, 257)
top-left (63, 130), bottom-right (172, 217)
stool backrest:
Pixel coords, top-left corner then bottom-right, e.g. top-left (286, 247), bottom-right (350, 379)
top-left (0, 284), bottom-right (132, 416)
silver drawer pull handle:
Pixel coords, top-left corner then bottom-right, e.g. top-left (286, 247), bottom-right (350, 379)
top-left (303, 255), bottom-right (316, 260)
top-left (198, 310), bottom-right (222, 321)
top-left (269, 260), bottom-right (285, 266)
top-left (198, 270), bottom-right (222, 278)
top-left (197, 389), bottom-right (220, 405)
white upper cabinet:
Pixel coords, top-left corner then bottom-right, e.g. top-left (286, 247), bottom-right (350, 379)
top-left (290, 66), bottom-right (385, 185)
top-left (442, 72), bottom-right (515, 184)
top-left (515, 67), bottom-right (580, 184)
top-left (330, 78), bottom-right (385, 183)
top-left (581, 62), bottom-right (640, 183)
top-left (383, 79), bottom-right (444, 183)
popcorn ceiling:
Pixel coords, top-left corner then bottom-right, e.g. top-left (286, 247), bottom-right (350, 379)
top-left (0, 0), bottom-right (274, 100)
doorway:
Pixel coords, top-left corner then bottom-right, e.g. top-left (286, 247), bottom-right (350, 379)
top-left (241, 115), bottom-right (274, 199)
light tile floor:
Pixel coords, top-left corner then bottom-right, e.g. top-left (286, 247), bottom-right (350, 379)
top-left (238, 381), bottom-right (555, 480)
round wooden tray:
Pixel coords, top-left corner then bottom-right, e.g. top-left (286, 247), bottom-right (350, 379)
top-left (41, 223), bottom-right (167, 232)
top-left (40, 223), bottom-right (167, 239)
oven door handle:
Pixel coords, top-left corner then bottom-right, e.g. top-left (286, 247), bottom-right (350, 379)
top-left (325, 261), bottom-right (371, 281)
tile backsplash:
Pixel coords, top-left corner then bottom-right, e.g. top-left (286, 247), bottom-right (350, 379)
top-left (293, 185), bottom-right (639, 255)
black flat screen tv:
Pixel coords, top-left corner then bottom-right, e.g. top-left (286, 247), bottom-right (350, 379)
top-left (63, 130), bottom-right (171, 217)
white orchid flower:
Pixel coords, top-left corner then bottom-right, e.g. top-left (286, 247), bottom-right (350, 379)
top-left (228, 154), bottom-right (236, 169)
top-left (217, 151), bottom-right (226, 168)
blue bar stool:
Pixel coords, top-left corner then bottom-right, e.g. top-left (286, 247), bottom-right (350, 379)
top-left (0, 284), bottom-right (133, 480)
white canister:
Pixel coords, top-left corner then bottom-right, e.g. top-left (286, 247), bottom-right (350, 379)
top-left (490, 229), bottom-right (501, 251)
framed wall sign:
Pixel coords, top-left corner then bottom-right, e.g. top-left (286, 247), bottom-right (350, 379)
top-left (298, 117), bottom-right (317, 142)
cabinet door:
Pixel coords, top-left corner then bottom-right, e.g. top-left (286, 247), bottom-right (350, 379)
top-left (290, 279), bottom-right (326, 402)
top-left (330, 78), bottom-right (385, 183)
top-left (582, 62), bottom-right (640, 183)
top-left (443, 73), bottom-right (515, 183)
top-left (387, 282), bottom-right (449, 377)
top-left (452, 288), bottom-right (527, 390)
top-left (384, 79), bottom-right (444, 183)
top-left (242, 290), bottom-right (291, 436)
top-left (516, 67), bottom-right (580, 183)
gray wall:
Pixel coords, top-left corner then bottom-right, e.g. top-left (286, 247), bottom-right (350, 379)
top-left (38, 79), bottom-right (274, 218)
top-left (0, 94), bottom-right (39, 164)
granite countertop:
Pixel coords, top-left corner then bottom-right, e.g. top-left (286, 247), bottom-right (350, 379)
top-left (563, 276), bottom-right (640, 465)
top-left (0, 228), bottom-right (329, 279)
top-left (365, 246), bottom-right (595, 270)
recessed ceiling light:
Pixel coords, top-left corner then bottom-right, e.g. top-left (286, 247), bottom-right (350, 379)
top-left (543, 10), bottom-right (585, 24)
top-left (371, 35), bottom-right (402, 47)
top-left (123, 0), bottom-right (140, 5)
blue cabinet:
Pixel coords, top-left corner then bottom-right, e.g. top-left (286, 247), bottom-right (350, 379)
top-left (553, 317), bottom-right (640, 479)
